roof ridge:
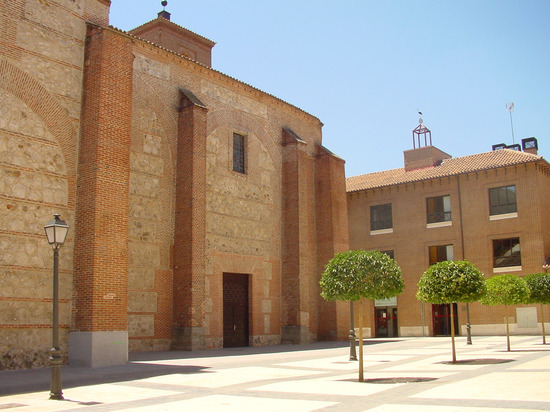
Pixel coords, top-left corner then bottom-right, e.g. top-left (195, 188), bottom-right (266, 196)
top-left (346, 149), bottom-right (547, 193)
top-left (99, 23), bottom-right (321, 124)
top-left (128, 17), bottom-right (215, 45)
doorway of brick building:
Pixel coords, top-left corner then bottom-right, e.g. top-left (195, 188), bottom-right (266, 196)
top-left (432, 303), bottom-right (459, 336)
top-left (375, 307), bottom-right (398, 338)
top-left (223, 273), bottom-right (250, 348)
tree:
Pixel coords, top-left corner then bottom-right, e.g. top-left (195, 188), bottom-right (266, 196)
top-left (481, 274), bottom-right (530, 351)
top-left (320, 250), bottom-right (404, 382)
top-left (416, 260), bottom-right (486, 363)
top-left (525, 272), bottom-right (550, 344)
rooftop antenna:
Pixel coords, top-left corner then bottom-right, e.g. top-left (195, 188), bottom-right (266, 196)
top-left (506, 102), bottom-right (515, 144)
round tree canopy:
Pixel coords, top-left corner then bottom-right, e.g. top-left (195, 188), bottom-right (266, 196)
top-left (416, 260), bottom-right (486, 304)
top-left (319, 250), bottom-right (403, 302)
top-left (524, 272), bottom-right (550, 304)
top-left (481, 274), bottom-right (530, 306)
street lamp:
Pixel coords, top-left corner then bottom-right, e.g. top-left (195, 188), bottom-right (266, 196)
top-left (542, 256), bottom-right (550, 345)
top-left (44, 214), bottom-right (69, 400)
top-left (466, 303), bottom-right (472, 345)
top-left (349, 301), bottom-right (357, 361)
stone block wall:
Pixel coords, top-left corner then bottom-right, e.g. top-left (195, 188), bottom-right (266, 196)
top-left (0, 0), bottom-right (101, 369)
top-left (125, 32), bottom-right (346, 350)
top-left (1, 0), bottom-right (350, 367)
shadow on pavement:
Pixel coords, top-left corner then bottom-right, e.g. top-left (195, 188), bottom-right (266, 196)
top-left (0, 339), bottom-right (398, 397)
top-left (0, 363), bottom-right (210, 396)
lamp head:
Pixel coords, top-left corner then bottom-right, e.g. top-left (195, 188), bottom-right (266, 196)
top-left (44, 214), bottom-right (69, 249)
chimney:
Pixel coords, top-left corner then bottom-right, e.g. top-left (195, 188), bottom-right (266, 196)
top-left (404, 115), bottom-right (452, 171)
top-left (522, 137), bottom-right (538, 155)
top-left (404, 146), bottom-right (452, 171)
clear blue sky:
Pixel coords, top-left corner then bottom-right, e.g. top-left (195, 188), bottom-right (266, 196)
top-left (110, 1), bottom-right (550, 177)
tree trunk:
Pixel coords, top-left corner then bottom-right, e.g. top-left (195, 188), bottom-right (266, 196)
top-left (505, 305), bottom-right (511, 352)
top-left (358, 299), bottom-right (364, 382)
top-left (450, 302), bottom-right (456, 363)
top-left (541, 304), bottom-right (546, 345)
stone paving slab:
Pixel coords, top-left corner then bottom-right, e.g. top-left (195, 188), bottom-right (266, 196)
top-left (367, 405), bottom-right (545, 412)
top-left (250, 372), bottom-right (405, 397)
top-left (0, 336), bottom-right (549, 411)
top-left (412, 371), bottom-right (550, 402)
top-left (129, 394), bottom-right (338, 412)
top-left (133, 366), bottom-right (321, 388)
top-left (276, 354), bottom-right (414, 370)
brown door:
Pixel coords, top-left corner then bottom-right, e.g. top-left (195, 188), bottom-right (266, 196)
top-left (375, 308), bottom-right (389, 337)
top-left (375, 307), bottom-right (398, 338)
top-left (432, 303), bottom-right (459, 336)
top-left (223, 273), bottom-right (249, 348)
top-left (389, 307), bottom-right (398, 337)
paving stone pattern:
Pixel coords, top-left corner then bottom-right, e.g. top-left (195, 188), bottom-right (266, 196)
top-left (0, 336), bottom-right (549, 411)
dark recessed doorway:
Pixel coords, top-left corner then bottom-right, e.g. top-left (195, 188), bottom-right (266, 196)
top-left (223, 273), bottom-right (250, 348)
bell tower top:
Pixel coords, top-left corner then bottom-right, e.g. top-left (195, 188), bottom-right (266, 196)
top-left (128, 1), bottom-right (215, 67)
top-left (158, 0), bottom-right (170, 20)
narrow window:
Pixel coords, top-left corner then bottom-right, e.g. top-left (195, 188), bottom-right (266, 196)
top-left (493, 238), bottom-right (521, 268)
top-left (429, 245), bottom-right (454, 265)
top-left (426, 195), bottom-right (451, 224)
top-left (233, 133), bottom-right (246, 174)
top-left (370, 204), bottom-right (392, 231)
top-left (489, 185), bottom-right (517, 216)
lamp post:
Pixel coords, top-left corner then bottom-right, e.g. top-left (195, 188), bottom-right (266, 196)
top-left (44, 214), bottom-right (69, 400)
top-left (542, 258), bottom-right (550, 345)
top-left (466, 302), bottom-right (472, 345)
top-left (349, 301), bottom-right (357, 361)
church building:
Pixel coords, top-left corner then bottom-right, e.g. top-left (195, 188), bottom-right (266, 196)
top-left (0, 0), bottom-right (349, 369)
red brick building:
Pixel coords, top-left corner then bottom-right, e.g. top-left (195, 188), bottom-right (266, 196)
top-left (347, 122), bottom-right (550, 338)
top-left (0, 1), bottom-right (349, 369)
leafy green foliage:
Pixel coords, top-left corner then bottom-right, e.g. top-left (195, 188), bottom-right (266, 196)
top-left (416, 260), bottom-right (486, 304)
top-left (524, 273), bottom-right (550, 304)
top-left (481, 274), bottom-right (530, 306)
top-left (319, 250), bottom-right (404, 302)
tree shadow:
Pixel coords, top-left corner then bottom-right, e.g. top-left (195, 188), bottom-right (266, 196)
top-left (0, 363), bottom-right (211, 396)
top-left (438, 358), bottom-right (514, 365)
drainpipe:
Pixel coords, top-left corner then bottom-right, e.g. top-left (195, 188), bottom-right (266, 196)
top-left (457, 175), bottom-right (472, 344)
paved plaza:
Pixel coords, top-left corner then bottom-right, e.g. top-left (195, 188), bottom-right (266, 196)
top-left (0, 335), bottom-right (549, 411)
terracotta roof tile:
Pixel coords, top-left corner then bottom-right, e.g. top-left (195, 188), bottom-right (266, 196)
top-left (347, 149), bottom-right (546, 192)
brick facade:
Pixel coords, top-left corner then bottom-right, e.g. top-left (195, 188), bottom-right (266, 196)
top-left (0, 0), bottom-right (349, 369)
top-left (347, 141), bottom-right (550, 338)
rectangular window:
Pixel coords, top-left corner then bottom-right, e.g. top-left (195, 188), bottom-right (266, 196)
top-left (232, 133), bottom-right (246, 174)
top-left (371, 204), bottom-right (392, 231)
top-left (493, 238), bottom-right (521, 268)
top-left (426, 195), bottom-right (451, 224)
top-left (489, 185), bottom-right (517, 216)
top-left (429, 245), bottom-right (454, 265)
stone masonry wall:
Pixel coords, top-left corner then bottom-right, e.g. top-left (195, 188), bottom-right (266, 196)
top-left (127, 53), bottom-right (178, 351)
top-left (0, 0), bottom-right (95, 369)
top-left (127, 35), bottom-right (327, 350)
